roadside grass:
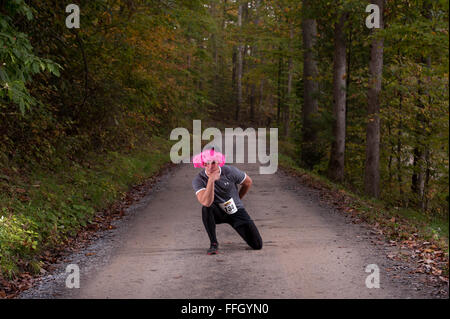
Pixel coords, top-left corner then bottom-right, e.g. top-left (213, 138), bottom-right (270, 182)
top-left (278, 143), bottom-right (449, 256)
top-left (0, 135), bottom-right (173, 278)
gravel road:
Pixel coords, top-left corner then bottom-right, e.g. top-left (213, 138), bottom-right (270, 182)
top-left (19, 133), bottom-right (446, 299)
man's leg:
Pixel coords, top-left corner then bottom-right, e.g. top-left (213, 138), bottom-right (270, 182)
top-left (234, 221), bottom-right (263, 250)
top-left (230, 209), bottom-right (263, 250)
top-left (202, 204), bottom-right (228, 254)
top-left (202, 205), bottom-right (219, 245)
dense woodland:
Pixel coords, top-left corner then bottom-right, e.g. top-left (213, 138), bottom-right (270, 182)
top-left (0, 0), bottom-right (448, 276)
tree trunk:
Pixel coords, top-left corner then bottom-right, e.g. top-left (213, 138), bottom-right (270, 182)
top-left (250, 82), bottom-right (256, 121)
top-left (236, 3), bottom-right (244, 121)
top-left (258, 79), bottom-right (264, 124)
top-left (411, 74), bottom-right (428, 207)
top-left (396, 80), bottom-right (404, 204)
top-left (364, 0), bottom-right (384, 198)
top-left (283, 26), bottom-right (294, 137)
top-left (284, 25), bottom-right (294, 138)
top-left (412, 4), bottom-right (432, 211)
top-left (328, 11), bottom-right (348, 182)
top-left (249, 0), bottom-right (262, 123)
top-left (345, 23), bottom-right (352, 129)
top-left (277, 48), bottom-right (283, 125)
top-left (232, 46), bottom-right (237, 109)
top-left (301, 0), bottom-right (320, 168)
top-left (209, 2), bottom-right (220, 108)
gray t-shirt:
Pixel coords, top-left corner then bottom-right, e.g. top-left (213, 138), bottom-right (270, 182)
top-left (192, 165), bottom-right (247, 209)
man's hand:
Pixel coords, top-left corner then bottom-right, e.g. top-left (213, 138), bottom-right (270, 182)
top-left (209, 169), bottom-right (221, 182)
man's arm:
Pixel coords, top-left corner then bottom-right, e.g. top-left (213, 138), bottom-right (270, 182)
top-left (196, 170), bottom-right (220, 207)
top-left (196, 179), bottom-right (214, 207)
top-left (239, 175), bottom-right (252, 199)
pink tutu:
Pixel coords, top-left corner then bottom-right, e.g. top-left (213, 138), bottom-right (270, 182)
top-left (192, 148), bottom-right (225, 168)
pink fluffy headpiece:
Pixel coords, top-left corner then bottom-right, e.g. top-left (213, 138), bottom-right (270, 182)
top-left (192, 148), bottom-right (225, 168)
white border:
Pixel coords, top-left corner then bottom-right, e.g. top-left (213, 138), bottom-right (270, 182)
top-left (238, 173), bottom-right (247, 185)
top-left (195, 188), bottom-right (206, 195)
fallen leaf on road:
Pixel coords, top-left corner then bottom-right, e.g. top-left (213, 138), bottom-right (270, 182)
top-left (432, 268), bottom-right (442, 276)
top-left (439, 276), bottom-right (449, 283)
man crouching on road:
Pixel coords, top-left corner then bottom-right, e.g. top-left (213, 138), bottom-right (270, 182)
top-left (192, 147), bottom-right (263, 255)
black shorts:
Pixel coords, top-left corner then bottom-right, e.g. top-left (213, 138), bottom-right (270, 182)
top-left (204, 203), bottom-right (253, 229)
top-left (202, 203), bottom-right (263, 249)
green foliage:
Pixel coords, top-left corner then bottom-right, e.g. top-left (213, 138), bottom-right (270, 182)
top-left (303, 0), bottom-right (449, 217)
top-left (1, 0), bottom-right (211, 166)
top-left (0, 1), bottom-right (61, 114)
top-left (0, 0), bottom-right (211, 277)
top-left (0, 210), bottom-right (39, 277)
top-left (279, 143), bottom-right (448, 250)
top-left (0, 136), bottom-right (173, 276)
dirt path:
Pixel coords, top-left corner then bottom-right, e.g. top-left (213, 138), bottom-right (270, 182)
top-left (19, 135), bottom-right (445, 299)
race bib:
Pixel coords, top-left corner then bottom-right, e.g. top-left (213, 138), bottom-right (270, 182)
top-left (219, 198), bottom-right (238, 215)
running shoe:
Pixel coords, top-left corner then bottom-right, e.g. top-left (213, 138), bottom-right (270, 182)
top-left (207, 243), bottom-right (219, 255)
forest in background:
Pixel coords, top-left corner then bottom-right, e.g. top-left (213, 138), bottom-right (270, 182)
top-left (0, 0), bottom-right (448, 277)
